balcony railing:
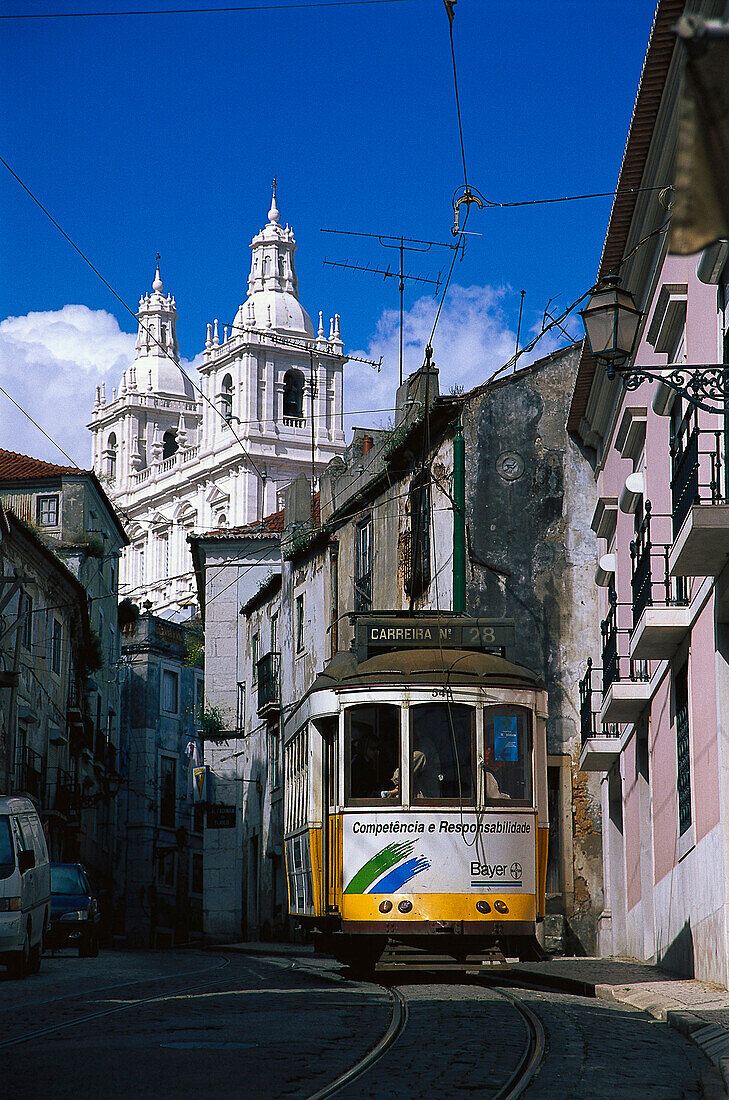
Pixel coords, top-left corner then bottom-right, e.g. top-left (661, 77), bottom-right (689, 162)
top-left (671, 407), bottom-right (725, 536)
top-left (15, 747), bottom-right (44, 803)
top-left (579, 659), bottom-right (598, 745)
top-left (601, 593), bottom-right (650, 698)
top-left (631, 502), bottom-right (688, 625)
top-left (47, 769), bottom-right (80, 816)
top-left (257, 651), bottom-right (281, 714)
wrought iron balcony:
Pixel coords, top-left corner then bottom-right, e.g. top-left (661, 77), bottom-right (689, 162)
top-left (670, 407), bottom-right (729, 575)
top-left (15, 746), bottom-right (44, 804)
top-left (579, 660), bottom-right (622, 771)
top-left (600, 594), bottom-right (651, 725)
top-left (257, 652), bottom-right (281, 716)
top-left (47, 769), bottom-right (80, 817)
top-left (630, 502), bottom-right (690, 660)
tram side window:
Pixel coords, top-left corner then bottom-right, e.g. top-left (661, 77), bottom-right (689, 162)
top-left (346, 704), bottom-right (400, 804)
top-left (483, 706), bottom-right (532, 804)
top-left (409, 703), bottom-right (475, 803)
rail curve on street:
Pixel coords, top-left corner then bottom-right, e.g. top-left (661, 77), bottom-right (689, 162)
top-left (301, 968), bottom-right (547, 1100)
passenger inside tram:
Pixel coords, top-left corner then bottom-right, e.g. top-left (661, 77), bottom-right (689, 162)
top-left (348, 704), bottom-right (399, 801)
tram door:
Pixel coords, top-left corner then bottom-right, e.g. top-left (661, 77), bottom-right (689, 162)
top-left (320, 717), bottom-right (339, 912)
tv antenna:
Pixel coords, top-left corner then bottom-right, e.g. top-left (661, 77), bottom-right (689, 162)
top-left (322, 229), bottom-right (462, 386)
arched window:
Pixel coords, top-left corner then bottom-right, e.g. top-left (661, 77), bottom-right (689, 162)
top-left (278, 255), bottom-right (285, 278)
top-left (163, 430), bottom-right (178, 460)
top-left (220, 374), bottom-right (233, 422)
top-left (283, 369), bottom-right (305, 421)
top-left (263, 256), bottom-right (271, 276)
top-left (107, 433), bottom-right (117, 480)
top-left (217, 513), bottom-right (228, 528)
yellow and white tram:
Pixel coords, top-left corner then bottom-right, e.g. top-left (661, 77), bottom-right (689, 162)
top-left (284, 617), bottom-right (549, 968)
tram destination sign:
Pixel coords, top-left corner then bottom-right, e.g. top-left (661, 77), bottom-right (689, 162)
top-left (357, 617), bottom-right (515, 660)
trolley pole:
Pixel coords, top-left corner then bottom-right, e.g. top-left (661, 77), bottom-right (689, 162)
top-left (453, 414), bottom-right (466, 613)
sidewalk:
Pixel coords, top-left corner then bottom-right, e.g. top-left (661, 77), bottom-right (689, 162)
top-left (514, 957), bottom-right (729, 1096)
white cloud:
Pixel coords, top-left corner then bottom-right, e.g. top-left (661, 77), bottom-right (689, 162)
top-left (344, 283), bottom-right (579, 431)
top-left (0, 306), bottom-right (200, 467)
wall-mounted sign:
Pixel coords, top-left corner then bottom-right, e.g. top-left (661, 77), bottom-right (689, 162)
top-left (206, 804), bottom-right (236, 829)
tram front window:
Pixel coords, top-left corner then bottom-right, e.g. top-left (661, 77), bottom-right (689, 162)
top-left (346, 704), bottom-right (400, 804)
top-left (409, 704), bottom-right (475, 804)
top-left (483, 706), bottom-right (532, 804)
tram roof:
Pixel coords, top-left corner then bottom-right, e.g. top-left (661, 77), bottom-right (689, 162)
top-left (310, 648), bottom-right (544, 692)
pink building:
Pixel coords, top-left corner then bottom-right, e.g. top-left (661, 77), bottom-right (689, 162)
top-left (570, 0), bottom-right (729, 985)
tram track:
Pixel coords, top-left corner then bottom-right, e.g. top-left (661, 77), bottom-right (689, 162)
top-left (0, 952), bottom-right (233, 1049)
top-left (300, 961), bottom-right (546, 1100)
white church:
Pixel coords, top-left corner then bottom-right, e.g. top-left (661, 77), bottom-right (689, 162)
top-left (89, 187), bottom-right (348, 616)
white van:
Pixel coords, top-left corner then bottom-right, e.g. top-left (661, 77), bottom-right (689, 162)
top-left (0, 796), bottom-right (50, 978)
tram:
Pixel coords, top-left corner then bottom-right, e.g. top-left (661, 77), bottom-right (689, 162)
top-left (283, 616), bottom-right (549, 968)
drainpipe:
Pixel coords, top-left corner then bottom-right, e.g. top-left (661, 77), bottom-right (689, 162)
top-left (453, 414), bottom-right (466, 613)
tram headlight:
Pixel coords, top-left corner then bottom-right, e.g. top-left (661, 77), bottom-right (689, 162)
top-left (494, 900), bottom-right (509, 914)
top-left (379, 900), bottom-right (393, 914)
top-left (476, 900), bottom-right (491, 914)
top-left (397, 900), bottom-right (413, 914)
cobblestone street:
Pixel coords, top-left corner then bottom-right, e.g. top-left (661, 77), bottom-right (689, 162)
top-left (0, 950), bottom-right (721, 1098)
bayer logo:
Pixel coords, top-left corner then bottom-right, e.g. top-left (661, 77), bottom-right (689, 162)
top-left (510, 862), bottom-right (522, 880)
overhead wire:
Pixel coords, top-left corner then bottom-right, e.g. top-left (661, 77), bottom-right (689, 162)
top-left (0, 0), bottom-right (426, 17)
top-left (0, 385), bottom-right (81, 468)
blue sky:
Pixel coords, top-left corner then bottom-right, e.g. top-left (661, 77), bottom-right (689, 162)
top-left (0, 0), bottom-right (658, 463)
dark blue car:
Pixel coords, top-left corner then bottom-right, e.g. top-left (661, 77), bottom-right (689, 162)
top-left (48, 864), bottom-right (101, 956)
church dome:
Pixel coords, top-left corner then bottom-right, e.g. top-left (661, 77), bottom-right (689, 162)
top-left (233, 289), bottom-right (314, 337)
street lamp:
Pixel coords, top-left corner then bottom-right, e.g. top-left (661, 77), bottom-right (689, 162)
top-left (580, 275), bottom-right (642, 378)
top-left (580, 273), bottom-right (729, 415)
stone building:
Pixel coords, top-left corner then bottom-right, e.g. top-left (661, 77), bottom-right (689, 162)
top-left (115, 611), bottom-right (204, 947)
top-left (0, 450), bottom-right (128, 899)
top-left (89, 186), bottom-right (347, 618)
top-left (0, 501), bottom-right (91, 865)
top-left (569, 0), bottom-right (729, 984)
top-left (194, 346), bottom-right (602, 952)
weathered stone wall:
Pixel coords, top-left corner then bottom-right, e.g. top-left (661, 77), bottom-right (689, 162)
top-left (461, 345), bottom-right (603, 953)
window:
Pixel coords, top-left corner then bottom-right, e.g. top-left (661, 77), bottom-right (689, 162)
top-left (410, 703), bottom-right (475, 804)
top-left (157, 849), bottom-right (176, 887)
top-left (21, 594), bottom-right (33, 651)
top-left (406, 471), bottom-right (431, 598)
top-left (51, 619), bottom-right (62, 675)
top-left (676, 661), bottom-right (692, 836)
top-left (160, 756), bottom-right (176, 827)
top-left (158, 534), bottom-right (169, 577)
top-left (220, 374), bottom-right (233, 422)
top-left (162, 430), bottom-right (178, 460)
top-left (345, 704), bottom-right (400, 805)
top-left (355, 516), bottom-right (373, 613)
top-left (107, 433), bottom-right (117, 480)
top-left (270, 725), bottom-right (281, 791)
top-left (282, 370), bottom-right (305, 420)
top-left (295, 595), bottom-right (305, 653)
top-left (162, 668), bottom-right (179, 713)
top-left (108, 627), bottom-right (117, 669)
top-left (191, 852), bottom-right (203, 895)
top-left (137, 544), bottom-right (145, 588)
top-left (251, 633), bottom-right (259, 681)
top-left (237, 682), bottom-right (246, 730)
top-left (270, 612), bottom-right (278, 654)
top-left (483, 706), bottom-right (532, 804)
top-left (36, 494), bottom-right (59, 527)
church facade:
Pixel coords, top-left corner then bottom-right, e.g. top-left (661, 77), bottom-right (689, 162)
top-left (88, 188), bottom-right (348, 617)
